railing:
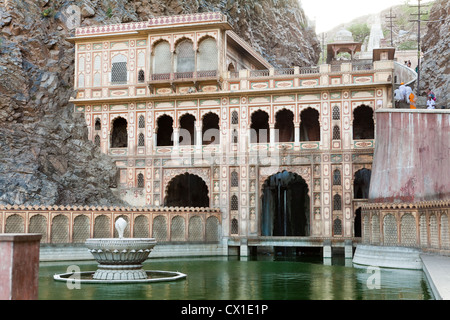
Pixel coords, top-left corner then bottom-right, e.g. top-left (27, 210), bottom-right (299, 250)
top-left (274, 68), bottom-right (295, 75)
top-left (150, 70), bottom-right (218, 82)
top-left (249, 69), bottom-right (270, 77)
top-left (299, 66), bottom-right (319, 74)
top-left (151, 73), bottom-right (171, 81)
top-left (0, 205), bottom-right (222, 244)
top-left (173, 71), bottom-right (194, 80)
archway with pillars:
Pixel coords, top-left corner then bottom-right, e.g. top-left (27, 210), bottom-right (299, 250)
top-left (261, 171), bottom-right (310, 237)
top-left (164, 173), bottom-right (209, 208)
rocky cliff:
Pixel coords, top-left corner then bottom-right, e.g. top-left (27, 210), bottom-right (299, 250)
top-left (420, 0), bottom-right (449, 107)
top-left (0, 0), bottom-right (320, 207)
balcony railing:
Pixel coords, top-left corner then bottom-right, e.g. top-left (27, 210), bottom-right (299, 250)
top-left (149, 70), bottom-right (218, 83)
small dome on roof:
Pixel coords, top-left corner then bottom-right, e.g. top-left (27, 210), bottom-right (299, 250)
top-left (334, 29), bottom-right (354, 43)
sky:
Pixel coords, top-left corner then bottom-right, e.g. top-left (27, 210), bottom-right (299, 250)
top-left (300, 0), bottom-right (410, 33)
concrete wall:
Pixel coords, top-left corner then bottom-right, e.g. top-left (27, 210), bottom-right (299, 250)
top-left (369, 109), bottom-right (450, 203)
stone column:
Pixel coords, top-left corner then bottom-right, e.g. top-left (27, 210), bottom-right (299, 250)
top-left (323, 239), bottom-right (332, 259)
top-left (0, 234), bottom-right (42, 300)
top-left (345, 240), bottom-right (353, 259)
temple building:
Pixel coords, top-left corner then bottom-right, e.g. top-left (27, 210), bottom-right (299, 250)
top-left (57, 12), bottom-right (397, 255)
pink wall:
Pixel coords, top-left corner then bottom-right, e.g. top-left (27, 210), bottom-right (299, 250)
top-left (369, 110), bottom-right (450, 203)
top-left (0, 234), bottom-right (41, 300)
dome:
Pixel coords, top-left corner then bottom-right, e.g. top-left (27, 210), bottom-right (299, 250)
top-left (334, 29), bottom-right (354, 43)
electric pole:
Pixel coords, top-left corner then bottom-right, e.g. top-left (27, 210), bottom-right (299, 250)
top-left (409, 0), bottom-right (430, 95)
top-left (385, 8), bottom-right (396, 47)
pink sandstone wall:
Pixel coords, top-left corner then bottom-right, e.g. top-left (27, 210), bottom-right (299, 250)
top-left (0, 234), bottom-right (41, 300)
top-left (369, 109), bottom-right (450, 203)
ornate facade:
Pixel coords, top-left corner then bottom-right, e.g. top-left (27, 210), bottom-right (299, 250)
top-left (65, 12), bottom-right (397, 251)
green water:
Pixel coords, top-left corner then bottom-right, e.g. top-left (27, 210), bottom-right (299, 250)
top-left (38, 255), bottom-right (433, 300)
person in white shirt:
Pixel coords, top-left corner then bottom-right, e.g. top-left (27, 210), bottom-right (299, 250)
top-left (427, 96), bottom-right (436, 109)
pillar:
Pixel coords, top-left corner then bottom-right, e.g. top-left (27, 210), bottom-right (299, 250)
top-left (0, 234), bottom-right (42, 300)
top-left (240, 238), bottom-right (249, 257)
top-left (323, 239), bottom-right (332, 259)
top-left (345, 240), bottom-right (353, 259)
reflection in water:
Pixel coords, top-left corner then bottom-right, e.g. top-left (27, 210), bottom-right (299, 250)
top-left (38, 256), bottom-right (433, 300)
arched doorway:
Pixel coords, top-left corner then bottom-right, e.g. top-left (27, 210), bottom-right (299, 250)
top-left (354, 168), bottom-right (371, 199)
top-left (111, 117), bottom-right (128, 148)
top-left (353, 105), bottom-right (374, 139)
top-left (261, 171), bottom-right (310, 237)
top-left (164, 173), bottom-right (209, 207)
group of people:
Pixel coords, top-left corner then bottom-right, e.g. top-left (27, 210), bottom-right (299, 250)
top-left (394, 82), bottom-right (416, 109)
top-left (394, 83), bottom-right (438, 110)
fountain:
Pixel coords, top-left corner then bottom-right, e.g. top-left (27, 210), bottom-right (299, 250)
top-left (53, 218), bottom-right (186, 284)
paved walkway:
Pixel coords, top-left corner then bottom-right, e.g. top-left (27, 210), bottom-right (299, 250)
top-left (420, 253), bottom-right (450, 300)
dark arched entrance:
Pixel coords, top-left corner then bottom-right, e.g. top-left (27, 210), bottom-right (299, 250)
top-left (164, 173), bottom-right (209, 207)
top-left (354, 168), bottom-right (371, 199)
top-left (261, 171), bottom-right (310, 237)
top-left (111, 117), bottom-right (128, 148)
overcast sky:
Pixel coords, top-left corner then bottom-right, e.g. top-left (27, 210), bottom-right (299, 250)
top-left (300, 0), bottom-right (410, 33)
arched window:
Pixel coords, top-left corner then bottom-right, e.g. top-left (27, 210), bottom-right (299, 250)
top-left (138, 133), bottom-right (145, 147)
top-left (353, 105), bottom-right (374, 139)
top-left (333, 125), bottom-right (340, 140)
top-left (94, 118), bottom-right (101, 131)
top-left (179, 113), bottom-right (195, 146)
top-left (231, 218), bottom-right (239, 235)
top-left (275, 109), bottom-right (294, 142)
top-left (231, 195), bottom-right (239, 211)
top-left (300, 108), bottom-right (320, 141)
top-left (333, 194), bottom-right (342, 211)
top-left (202, 112), bottom-right (220, 145)
top-left (250, 110), bottom-right (270, 143)
top-left (111, 54), bottom-right (128, 84)
top-left (231, 110), bottom-right (239, 125)
top-left (111, 117), bottom-right (128, 148)
top-left (333, 169), bottom-right (341, 185)
top-left (137, 173), bottom-right (144, 188)
top-left (332, 106), bottom-right (340, 120)
top-left (231, 171), bottom-right (239, 188)
top-left (93, 73), bottom-right (101, 87)
top-left (197, 37), bottom-right (218, 76)
top-left (78, 73), bottom-right (85, 88)
top-left (156, 115), bottom-right (173, 147)
top-left (333, 217), bottom-right (342, 236)
top-left (175, 39), bottom-right (195, 74)
top-left (138, 115), bottom-right (145, 129)
top-left (138, 69), bottom-right (145, 83)
top-left (152, 41), bottom-right (172, 76)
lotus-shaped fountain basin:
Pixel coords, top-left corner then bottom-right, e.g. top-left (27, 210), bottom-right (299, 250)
top-left (85, 238), bottom-right (157, 265)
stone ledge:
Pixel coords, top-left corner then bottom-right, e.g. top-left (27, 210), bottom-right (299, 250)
top-left (0, 233), bottom-right (42, 242)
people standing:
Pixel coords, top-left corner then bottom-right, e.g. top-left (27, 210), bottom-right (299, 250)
top-left (427, 96), bottom-right (436, 109)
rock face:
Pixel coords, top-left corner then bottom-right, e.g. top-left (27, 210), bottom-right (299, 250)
top-left (0, 0), bottom-right (320, 207)
top-left (420, 0), bottom-right (449, 107)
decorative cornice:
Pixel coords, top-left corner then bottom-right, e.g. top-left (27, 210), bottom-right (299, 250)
top-left (362, 200), bottom-right (450, 210)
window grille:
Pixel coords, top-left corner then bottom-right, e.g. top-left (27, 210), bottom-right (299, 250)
top-left (231, 218), bottom-right (239, 235)
top-left (231, 195), bottom-right (239, 211)
top-left (153, 215), bottom-right (167, 242)
top-left (5, 214), bottom-right (24, 233)
top-left (231, 111), bottom-right (239, 125)
top-left (401, 213), bottom-right (417, 246)
top-left (138, 115), bottom-right (145, 128)
top-left (383, 214), bottom-right (398, 246)
top-left (197, 38), bottom-right (218, 72)
top-left (333, 169), bottom-right (341, 185)
top-left (333, 194), bottom-right (342, 211)
top-left (94, 134), bottom-right (100, 147)
top-left (78, 73), bottom-right (85, 87)
top-left (137, 173), bottom-right (144, 188)
top-left (333, 218), bottom-right (342, 235)
top-left (332, 106), bottom-right (340, 120)
top-left (51, 215), bottom-right (69, 243)
top-left (29, 214), bottom-right (47, 243)
top-left (73, 215), bottom-right (90, 243)
top-left (133, 215), bottom-right (149, 238)
top-left (94, 73), bottom-right (101, 86)
top-left (333, 125), bottom-right (340, 140)
top-left (176, 40), bottom-right (195, 73)
top-left (94, 215), bottom-right (110, 238)
top-left (94, 55), bottom-right (101, 70)
top-left (138, 133), bottom-right (145, 147)
top-left (188, 216), bottom-right (203, 241)
top-left (152, 41), bottom-right (172, 75)
top-left (441, 214), bottom-right (450, 249)
top-left (171, 216), bottom-right (186, 241)
top-left (111, 54), bottom-right (128, 84)
top-left (138, 69), bottom-right (145, 83)
top-left (205, 216), bottom-right (220, 242)
top-left (231, 171), bottom-right (239, 188)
